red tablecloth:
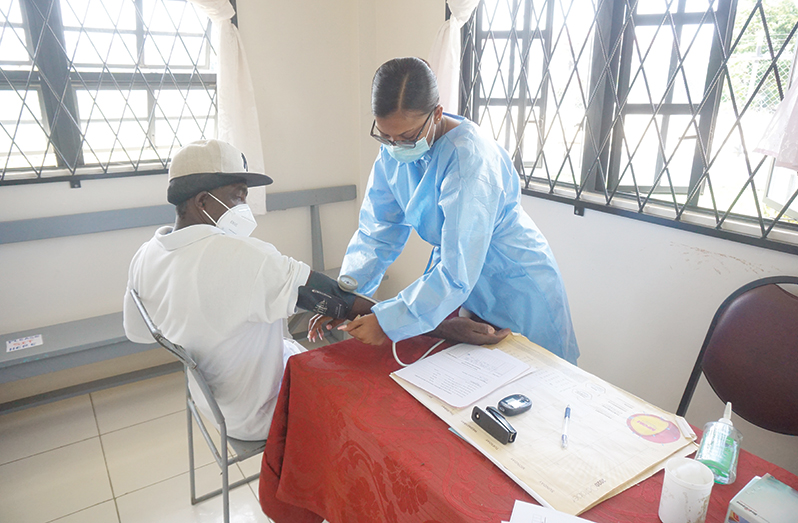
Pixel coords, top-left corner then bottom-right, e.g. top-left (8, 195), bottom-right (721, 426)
top-left (259, 336), bottom-right (798, 523)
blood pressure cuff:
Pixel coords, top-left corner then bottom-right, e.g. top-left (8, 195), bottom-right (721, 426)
top-left (296, 271), bottom-right (357, 319)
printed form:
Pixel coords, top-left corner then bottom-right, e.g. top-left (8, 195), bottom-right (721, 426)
top-left (393, 344), bottom-right (531, 408)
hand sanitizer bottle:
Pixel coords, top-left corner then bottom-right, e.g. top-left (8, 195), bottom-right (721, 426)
top-left (695, 402), bottom-right (743, 484)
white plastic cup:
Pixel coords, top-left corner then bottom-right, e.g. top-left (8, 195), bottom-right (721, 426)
top-left (658, 457), bottom-right (714, 523)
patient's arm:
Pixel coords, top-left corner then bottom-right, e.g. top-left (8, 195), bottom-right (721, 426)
top-left (425, 316), bottom-right (511, 346)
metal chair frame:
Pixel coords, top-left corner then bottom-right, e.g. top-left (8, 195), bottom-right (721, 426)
top-left (129, 289), bottom-right (265, 523)
top-left (676, 275), bottom-right (798, 435)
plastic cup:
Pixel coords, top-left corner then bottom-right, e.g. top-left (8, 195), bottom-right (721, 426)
top-left (658, 457), bottom-right (714, 523)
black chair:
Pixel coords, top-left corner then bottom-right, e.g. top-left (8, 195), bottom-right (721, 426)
top-left (129, 289), bottom-right (265, 523)
top-left (676, 276), bottom-right (798, 436)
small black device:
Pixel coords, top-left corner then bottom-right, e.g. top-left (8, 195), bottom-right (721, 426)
top-left (472, 405), bottom-right (517, 444)
top-left (497, 394), bottom-right (532, 416)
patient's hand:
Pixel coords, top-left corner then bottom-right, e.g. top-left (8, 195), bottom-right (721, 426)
top-left (427, 316), bottom-right (511, 346)
top-left (307, 314), bottom-right (344, 343)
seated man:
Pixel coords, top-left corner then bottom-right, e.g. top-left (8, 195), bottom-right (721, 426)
top-left (123, 139), bottom-right (508, 441)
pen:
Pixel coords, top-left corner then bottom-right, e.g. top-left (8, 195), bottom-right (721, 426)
top-left (561, 405), bottom-right (571, 449)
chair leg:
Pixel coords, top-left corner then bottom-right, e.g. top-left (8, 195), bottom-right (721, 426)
top-left (223, 466), bottom-right (230, 523)
top-left (187, 389), bottom-right (198, 505)
top-left (222, 431), bottom-right (229, 523)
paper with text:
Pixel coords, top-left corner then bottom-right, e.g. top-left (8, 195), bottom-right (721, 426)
top-left (393, 344), bottom-right (530, 408)
top-left (391, 334), bottom-right (698, 515)
top-left (509, 500), bottom-right (597, 522)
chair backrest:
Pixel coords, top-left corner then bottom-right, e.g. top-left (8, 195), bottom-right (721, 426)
top-left (676, 276), bottom-right (798, 436)
top-left (128, 288), bottom-right (226, 426)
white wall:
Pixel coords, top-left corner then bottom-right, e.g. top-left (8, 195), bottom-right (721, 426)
top-left (234, 0), bottom-right (363, 269)
top-left (354, 0), bottom-right (446, 298)
top-left (0, 173), bottom-right (171, 334)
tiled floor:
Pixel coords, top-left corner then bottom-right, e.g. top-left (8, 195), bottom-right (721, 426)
top-left (0, 335), bottom-right (334, 523)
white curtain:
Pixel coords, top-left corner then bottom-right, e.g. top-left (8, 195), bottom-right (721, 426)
top-left (754, 46), bottom-right (798, 171)
top-left (429, 0), bottom-right (480, 112)
top-left (188, 0), bottom-right (267, 214)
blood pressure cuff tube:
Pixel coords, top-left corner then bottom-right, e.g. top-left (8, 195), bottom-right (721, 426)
top-left (296, 271), bottom-right (357, 319)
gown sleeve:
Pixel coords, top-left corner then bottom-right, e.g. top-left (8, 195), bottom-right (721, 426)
top-left (371, 146), bottom-right (503, 341)
top-left (340, 156), bottom-right (412, 296)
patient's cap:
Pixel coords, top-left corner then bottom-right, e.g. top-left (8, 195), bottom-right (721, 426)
top-left (167, 139), bottom-right (272, 205)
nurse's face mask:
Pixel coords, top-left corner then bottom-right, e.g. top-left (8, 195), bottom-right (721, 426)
top-left (202, 192), bottom-right (257, 237)
top-left (372, 110), bottom-right (436, 163)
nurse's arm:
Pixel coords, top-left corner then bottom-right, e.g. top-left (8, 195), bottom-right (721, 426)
top-left (426, 316), bottom-right (511, 345)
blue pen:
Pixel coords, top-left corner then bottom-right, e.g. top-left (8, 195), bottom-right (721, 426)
top-left (561, 405), bottom-right (571, 449)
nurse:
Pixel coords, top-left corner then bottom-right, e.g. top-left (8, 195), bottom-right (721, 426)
top-left (317, 57), bottom-right (579, 364)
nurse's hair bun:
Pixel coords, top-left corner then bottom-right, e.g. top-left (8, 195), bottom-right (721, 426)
top-left (372, 57), bottom-right (440, 118)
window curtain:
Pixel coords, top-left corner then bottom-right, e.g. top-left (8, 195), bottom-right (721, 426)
top-left (755, 46), bottom-right (798, 171)
top-left (429, 0), bottom-right (479, 112)
top-left (188, 0), bottom-right (267, 214)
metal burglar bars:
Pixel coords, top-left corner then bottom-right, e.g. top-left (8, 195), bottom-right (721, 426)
top-left (460, 0), bottom-right (798, 254)
top-left (0, 0), bottom-right (216, 185)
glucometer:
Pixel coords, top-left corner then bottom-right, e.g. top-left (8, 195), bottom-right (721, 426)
top-left (497, 394), bottom-right (532, 416)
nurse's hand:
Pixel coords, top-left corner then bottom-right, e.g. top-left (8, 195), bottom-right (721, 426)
top-left (338, 314), bottom-right (388, 345)
top-left (307, 296), bottom-right (376, 343)
top-left (427, 316), bottom-right (511, 346)
top-left (307, 314), bottom-right (345, 343)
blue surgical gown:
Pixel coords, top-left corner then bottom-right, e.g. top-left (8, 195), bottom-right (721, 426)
top-left (341, 114), bottom-right (579, 364)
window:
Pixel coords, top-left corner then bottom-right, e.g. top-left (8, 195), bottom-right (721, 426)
top-left (0, 0), bottom-right (217, 186)
top-left (460, 0), bottom-right (798, 254)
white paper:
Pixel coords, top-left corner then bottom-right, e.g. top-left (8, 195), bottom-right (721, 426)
top-left (509, 500), bottom-right (597, 523)
top-left (393, 343), bottom-right (530, 408)
top-left (6, 334), bottom-right (43, 352)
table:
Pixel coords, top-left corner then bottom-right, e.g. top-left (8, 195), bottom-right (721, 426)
top-left (259, 335), bottom-right (798, 523)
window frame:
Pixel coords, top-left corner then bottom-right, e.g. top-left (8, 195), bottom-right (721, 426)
top-left (0, 0), bottom-right (219, 187)
top-left (459, 0), bottom-right (798, 256)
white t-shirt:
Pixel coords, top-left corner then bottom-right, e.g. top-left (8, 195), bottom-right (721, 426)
top-left (123, 224), bottom-right (311, 440)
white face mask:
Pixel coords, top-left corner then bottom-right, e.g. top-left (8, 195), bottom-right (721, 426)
top-left (203, 192), bottom-right (257, 237)
top-left (386, 117), bottom-right (436, 164)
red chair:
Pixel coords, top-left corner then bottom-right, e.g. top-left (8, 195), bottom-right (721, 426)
top-left (676, 276), bottom-right (798, 435)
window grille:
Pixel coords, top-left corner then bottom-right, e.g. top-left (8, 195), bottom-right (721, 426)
top-left (460, 0), bottom-right (798, 254)
top-left (0, 0), bottom-right (217, 186)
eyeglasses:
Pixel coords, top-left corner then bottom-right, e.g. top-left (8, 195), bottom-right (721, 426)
top-left (370, 110), bottom-right (434, 149)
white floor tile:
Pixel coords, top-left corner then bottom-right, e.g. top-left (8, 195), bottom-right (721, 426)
top-left (247, 480), bottom-right (260, 503)
top-left (91, 372), bottom-right (186, 434)
top-left (236, 454), bottom-right (262, 481)
top-left (0, 438), bottom-right (113, 523)
top-left (0, 395), bottom-right (98, 465)
top-left (101, 410), bottom-right (217, 496)
top-left (50, 501), bottom-right (119, 523)
top-left (238, 454), bottom-right (262, 502)
top-left (116, 463), bottom-right (269, 523)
